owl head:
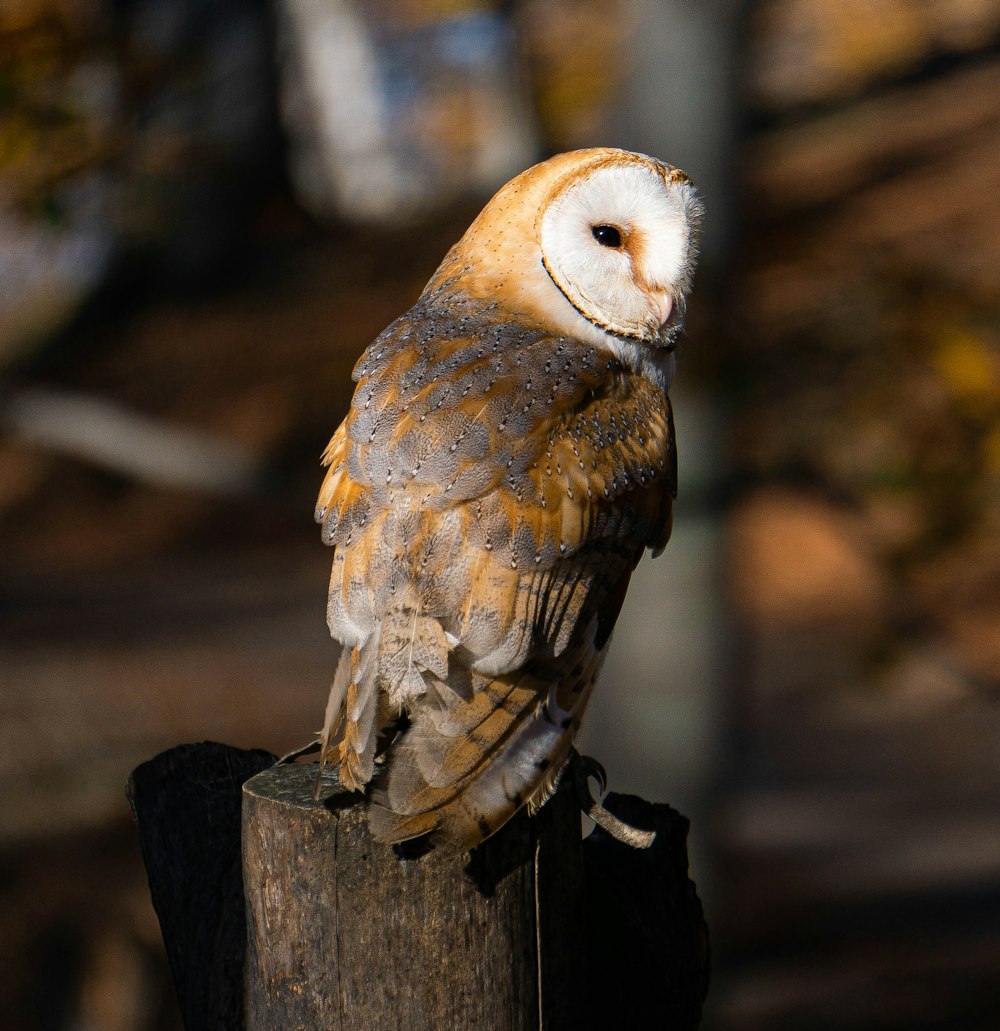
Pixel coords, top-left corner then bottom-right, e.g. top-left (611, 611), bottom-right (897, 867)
top-left (428, 148), bottom-right (703, 388)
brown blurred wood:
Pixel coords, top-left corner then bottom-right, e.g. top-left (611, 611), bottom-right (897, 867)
top-left (242, 761), bottom-right (709, 1030)
top-left (748, 60), bottom-right (1000, 211)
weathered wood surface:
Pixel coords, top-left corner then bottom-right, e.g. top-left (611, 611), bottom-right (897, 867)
top-left (243, 762), bottom-right (583, 1031)
top-left (128, 742), bottom-right (276, 1031)
top-left (243, 761), bottom-right (708, 1031)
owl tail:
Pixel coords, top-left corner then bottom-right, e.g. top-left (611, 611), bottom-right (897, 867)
top-left (367, 650), bottom-right (601, 849)
top-left (318, 623), bottom-right (383, 792)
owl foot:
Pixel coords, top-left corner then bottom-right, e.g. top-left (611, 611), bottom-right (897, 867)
top-left (275, 739), bottom-right (322, 765)
top-left (572, 751), bottom-right (656, 850)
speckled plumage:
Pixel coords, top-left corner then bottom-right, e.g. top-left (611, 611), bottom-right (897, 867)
top-left (315, 148), bottom-right (701, 848)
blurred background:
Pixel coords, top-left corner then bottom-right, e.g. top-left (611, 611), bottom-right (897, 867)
top-left (2, 0), bottom-right (999, 1027)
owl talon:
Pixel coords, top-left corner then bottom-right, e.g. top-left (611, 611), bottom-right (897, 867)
top-left (574, 751), bottom-right (607, 795)
top-left (275, 739), bottom-right (322, 765)
top-left (572, 751), bottom-right (656, 850)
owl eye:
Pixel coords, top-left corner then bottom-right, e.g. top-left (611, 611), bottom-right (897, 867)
top-left (591, 224), bottom-right (623, 249)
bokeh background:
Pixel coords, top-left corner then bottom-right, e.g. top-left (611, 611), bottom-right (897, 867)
top-left (2, 0), bottom-right (999, 1027)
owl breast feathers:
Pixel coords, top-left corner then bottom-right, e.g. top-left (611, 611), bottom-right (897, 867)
top-left (315, 148), bottom-right (702, 848)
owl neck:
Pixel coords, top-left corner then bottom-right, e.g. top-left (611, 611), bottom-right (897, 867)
top-left (424, 266), bottom-right (677, 395)
top-left (601, 336), bottom-right (677, 393)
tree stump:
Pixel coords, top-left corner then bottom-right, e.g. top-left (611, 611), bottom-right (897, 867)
top-left (243, 763), bottom-right (583, 1030)
top-left (131, 743), bottom-right (708, 1030)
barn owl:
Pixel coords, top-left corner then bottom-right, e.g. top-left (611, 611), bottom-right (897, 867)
top-left (315, 148), bottom-right (702, 848)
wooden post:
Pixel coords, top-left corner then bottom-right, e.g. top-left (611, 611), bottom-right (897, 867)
top-left (131, 743), bottom-right (708, 1030)
top-left (242, 763), bottom-right (583, 1030)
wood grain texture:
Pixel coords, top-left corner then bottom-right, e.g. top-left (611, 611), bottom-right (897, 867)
top-left (242, 761), bottom-right (709, 1030)
top-left (242, 762), bottom-right (582, 1030)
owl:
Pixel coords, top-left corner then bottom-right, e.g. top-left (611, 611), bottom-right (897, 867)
top-left (315, 148), bottom-right (702, 848)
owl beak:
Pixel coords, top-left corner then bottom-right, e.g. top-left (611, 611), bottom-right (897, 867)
top-left (652, 294), bottom-right (673, 332)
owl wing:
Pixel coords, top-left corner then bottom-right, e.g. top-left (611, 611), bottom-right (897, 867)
top-left (316, 293), bottom-right (676, 845)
